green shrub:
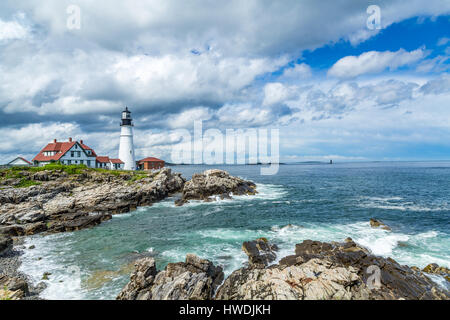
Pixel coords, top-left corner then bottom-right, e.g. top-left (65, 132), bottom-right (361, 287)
top-left (14, 179), bottom-right (41, 188)
top-left (130, 174), bottom-right (148, 182)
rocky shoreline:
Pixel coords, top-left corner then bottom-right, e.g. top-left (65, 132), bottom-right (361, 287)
top-left (118, 238), bottom-right (450, 300)
top-left (0, 167), bottom-right (258, 299)
top-left (0, 238), bottom-right (44, 300)
top-left (0, 167), bottom-right (257, 237)
top-left (1, 166), bottom-right (449, 300)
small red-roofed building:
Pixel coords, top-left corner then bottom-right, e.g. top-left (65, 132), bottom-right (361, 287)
top-left (110, 158), bottom-right (124, 170)
top-left (137, 157), bottom-right (165, 170)
top-left (95, 156), bottom-right (110, 169)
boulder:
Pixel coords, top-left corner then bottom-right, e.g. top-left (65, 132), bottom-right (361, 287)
top-left (0, 235), bottom-right (13, 256)
top-left (177, 169), bottom-right (257, 205)
top-left (242, 238), bottom-right (278, 268)
top-left (370, 218), bottom-right (391, 231)
top-left (117, 254), bottom-right (224, 300)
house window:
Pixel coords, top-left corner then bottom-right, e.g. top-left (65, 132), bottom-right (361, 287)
top-left (68, 160), bottom-right (71, 164)
top-left (80, 160), bottom-right (83, 164)
top-left (77, 152), bottom-right (81, 157)
top-left (87, 160), bottom-right (91, 167)
top-left (71, 151), bottom-right (74, 157)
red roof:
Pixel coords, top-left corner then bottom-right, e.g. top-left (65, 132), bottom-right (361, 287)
top-left (33, 140), bottom-right (96, 162)
top-left (110, 158), bottom-right (124, 164)
top-left (138, 157), bottom-right (164, 163)
top-left (33, 141), bottom-right (75, 162)
top-left (96, 156), bottom-right (110, 163)
top-left (80, 143), bottom-right (97, 157)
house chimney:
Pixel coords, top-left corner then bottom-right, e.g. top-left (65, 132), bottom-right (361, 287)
top-left (53, 139), bottom-right (57, 143)
top-left (80, 140), bottom-right (83, 145)
top-left (69, 137), bottom-right (72, 142)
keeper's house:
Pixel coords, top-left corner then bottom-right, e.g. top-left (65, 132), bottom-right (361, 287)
top-left (32, 138), bottom-right (124, 169)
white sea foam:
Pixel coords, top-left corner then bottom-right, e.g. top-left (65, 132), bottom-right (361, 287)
top-left (142, 183), bottom-right (287, 209)
top-left (18, 234), bottom-right (88, 300)
top-left (266, 221), bottom-right (449, 270)
top-left (426, 274), bottom-right (450, 290)
top-left (356, 196), bottom-right (449, 212)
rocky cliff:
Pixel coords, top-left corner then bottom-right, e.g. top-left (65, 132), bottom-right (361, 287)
top-left (0, 167), bottom-right (185, 236)
top-left (119, 238), bottom-right (450, 300)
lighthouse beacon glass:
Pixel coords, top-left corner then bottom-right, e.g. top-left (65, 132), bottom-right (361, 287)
top-left (118, 107), bottom-right (136, 170)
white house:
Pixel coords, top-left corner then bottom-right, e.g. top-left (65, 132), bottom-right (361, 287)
top-left (7, 157), bottom-right (32, 167)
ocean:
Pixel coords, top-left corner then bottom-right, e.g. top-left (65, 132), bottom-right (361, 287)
top-left (18, 162), bottom-right (450, 299)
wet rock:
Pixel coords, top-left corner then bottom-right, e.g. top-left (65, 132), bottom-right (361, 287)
top-left (42, 272), bottom-right (51, 280)
top-left (0, 235), bottom-right (13, 256)
top-left (53, 213), bottom-right (112, 232)
top-left (422, 263), bottom-right (450, 281)
top-left (370, 218), bottom-right (391, 231)
top-left (242, 238), bottom-right (278, 268)
top-left (117, 254), bottom-right (224, 300)
top-left (174, 198), bottom-right (188, 206)
top-left (177, 169), bottom-right (257, 205)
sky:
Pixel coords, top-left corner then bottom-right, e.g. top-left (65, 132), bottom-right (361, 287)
top-left (0, 0), bottom-right (449, 164)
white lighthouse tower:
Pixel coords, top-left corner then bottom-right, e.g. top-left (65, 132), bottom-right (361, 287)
top-left (119, 107), bottom-right (136, 170)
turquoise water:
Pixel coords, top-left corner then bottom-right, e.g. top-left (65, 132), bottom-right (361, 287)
top-left (19, 162), bottom-right (450, 299)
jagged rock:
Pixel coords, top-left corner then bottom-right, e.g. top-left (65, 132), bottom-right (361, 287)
top-left (117, 254), bottom-right (224, 300)
top-left (177, 169), bottom-right (257, 205)
top-left (370, 218), bottom-right (391, 231)
top-left (0, 235), bottom-right (13, 256)
top-left (0, 275), bottom-right (29, 299)
top-left (51, 213), bottom-right (112, 232)
top-left (24, 222), bottom-right (47, 235)
top-left (0, 225), bottom-right (25, 237)
top-left (242, 238), bottom-right (278, 268)
top-left (116, 258), bottom-right (157, 300)
top-left (174, 198), bottom-right (188, 206)
top-left (215, 239), bottom-right (449, 300)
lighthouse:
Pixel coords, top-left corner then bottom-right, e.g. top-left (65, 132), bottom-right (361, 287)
top-left (119, 107), bottom-right (136, 170)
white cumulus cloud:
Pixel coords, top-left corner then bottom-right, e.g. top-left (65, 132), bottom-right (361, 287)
top-left (328, 48), bottom-right (427, 78)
